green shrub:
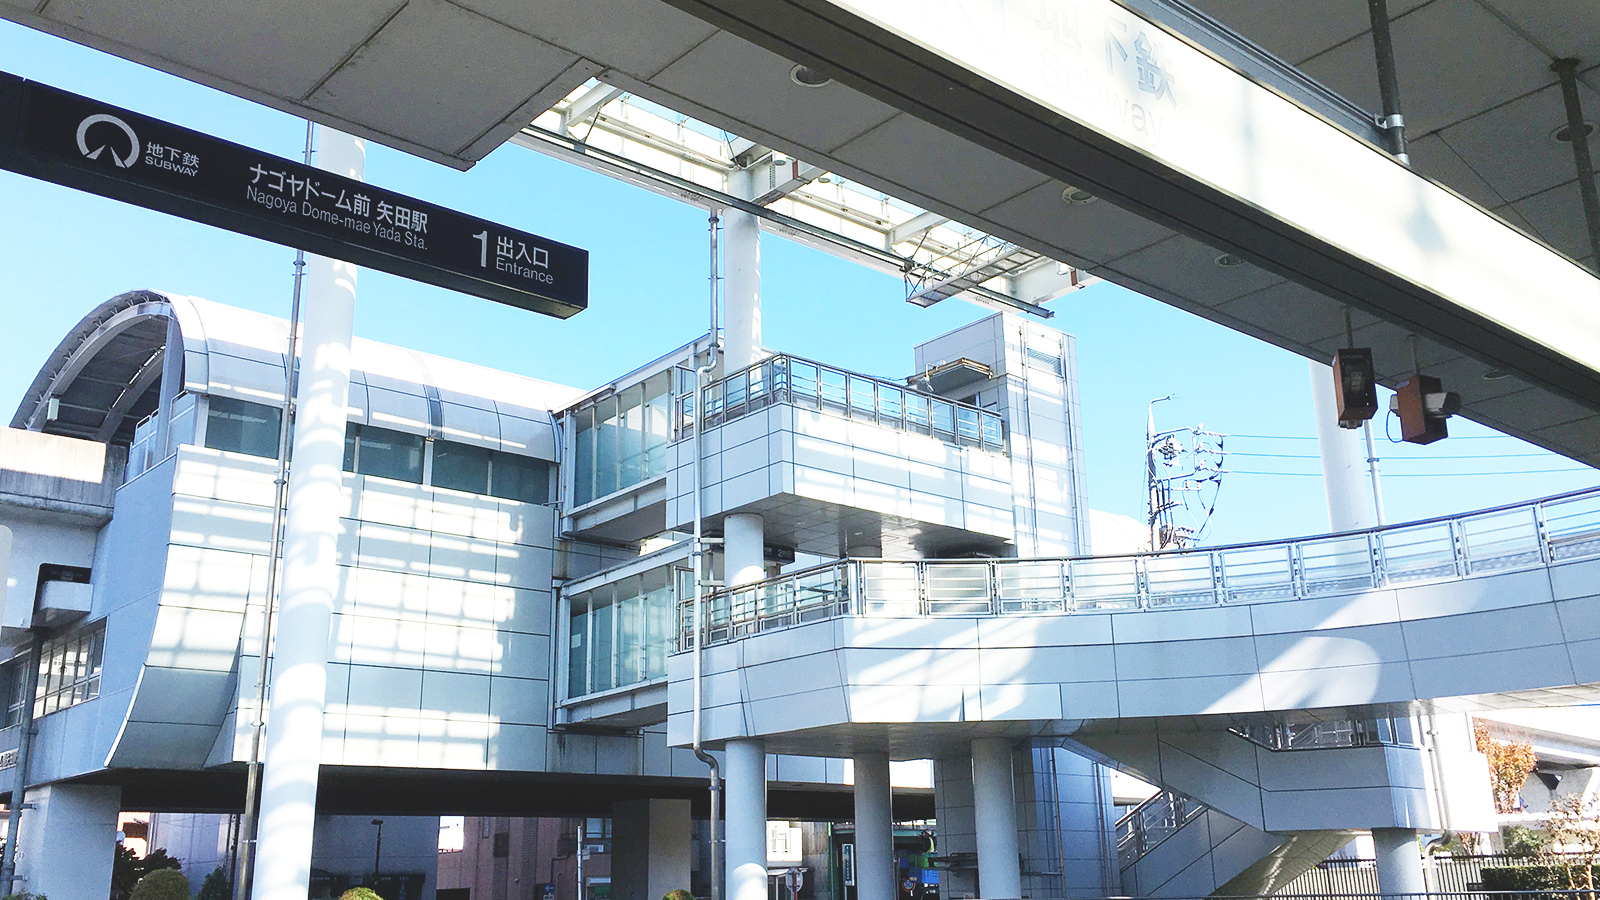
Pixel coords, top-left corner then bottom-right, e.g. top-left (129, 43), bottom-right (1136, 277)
top-left (2, 892), bottom-right (47, 900)
top-left (1502, 825), bottom-right (1546, 858)
top-left (663, 891), bottom-right (695, 900)
top-left (197, 866), bottom-right (231, 900)
top-left (1482, 864), bottom-right (1598, 895)
top-left (338, 889), bottom-right (384, 900)
top-left (129, 868), bottom-right (190, 900)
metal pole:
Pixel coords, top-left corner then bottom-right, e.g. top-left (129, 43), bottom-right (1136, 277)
top-left (1552, 59), bottom-right (1600, 270)
top-left (371, 819), bottom-right (383, 880)
top-left (1368, 0), bottom-right (1409, 164)
top-left (0, 631), bottom-right (43, 894)
top-left (692, 209), bottom-right (723, 900)
top-left (1363, 421), bottom-right (1388, 527)
top-left (234, 118), bottom-right (315, 900)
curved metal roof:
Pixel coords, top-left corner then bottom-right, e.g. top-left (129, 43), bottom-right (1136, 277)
top-left (12, 291), bottom-right (581, 459)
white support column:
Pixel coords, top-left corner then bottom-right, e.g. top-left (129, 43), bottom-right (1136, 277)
top-left (853, 753), bottom-right (894, 900)
top-left (613, 798), bottom-right (693, 900)
top-left (15, 783), bottom-right (121, 899)
top-left (971, 738), bottom-right (1022, 900)
top-left (1372, 828), bottom-right (1425, 897)
top-left (253, 127), bottom-right (364, 900)
top-left (724, 168), bottom-right (762, 370)
top-left (725, 738), bottom-right (769, 900)
top-left (157, 314), bottom-right (184, 454)
top-left (725, 513), bottom-right (766, 588)
top-left (1310, 361), bottom-right (1378, 532)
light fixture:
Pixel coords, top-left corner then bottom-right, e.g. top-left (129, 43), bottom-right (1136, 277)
top-left (789, 64), bottom-right (832, 88)
top-left (1552, 121), bottom-right (1596, 143)
top-left (1060, 185), bottom-right (1097, 205)
top-left (1482, 368), bottom-right (1511, 380)
top-left (1215, 253), bottom-right (1245, 267)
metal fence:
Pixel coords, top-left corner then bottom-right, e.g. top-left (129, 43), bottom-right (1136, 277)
top-left (1115, 790), bottom-right (1206, 869)
top-left (679, 486), bottom-right (1600, 649)
top-left (677, 353), bottom-right (1006, 453)
top-left (1277, 854), bottom-right (1589, 897)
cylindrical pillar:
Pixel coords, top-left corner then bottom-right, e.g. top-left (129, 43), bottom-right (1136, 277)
top-left (971, 738), bottom-right (1022, 900)
top-left (725, 739), bottom-right (769, 900)
top-left (253, 127), bottom-right (365, 900)
top-left (853, 753), bottom-right (895, 900)
top-left (1373, 828), bottom-right (1425, 897)
top-left (724, 169), bottom-right (762, 370)
top-left (725, 513), bottom-right (766, 588)
top-left (1310, 361), bottom-right (1378, 533)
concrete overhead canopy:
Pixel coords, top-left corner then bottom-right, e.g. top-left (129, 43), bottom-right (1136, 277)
top-left (6, 0), bottom-right (1600, 464)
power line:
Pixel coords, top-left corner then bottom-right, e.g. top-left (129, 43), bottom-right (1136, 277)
top-left (1230, 469), bottom-right (1597, 478)
top-left (1231, 450), bottom-right (1557, 460)
top-left (1230, 432), bottom-right (1518, 441)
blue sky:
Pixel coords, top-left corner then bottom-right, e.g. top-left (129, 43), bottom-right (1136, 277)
top-left (1, 20), bottom-right (1595, 547)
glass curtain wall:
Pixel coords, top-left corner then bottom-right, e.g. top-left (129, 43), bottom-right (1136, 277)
top-left (566, 567), bottom-right (679, 697)
top-left (571, 371), bottom-right (674, 506)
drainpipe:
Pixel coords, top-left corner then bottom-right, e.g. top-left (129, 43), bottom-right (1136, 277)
top-left (692, 209), bottom-right (724, 900)
top-left (0, 630), bottom-right (43, 894)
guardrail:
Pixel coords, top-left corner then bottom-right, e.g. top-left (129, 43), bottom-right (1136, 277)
top-left (1116, 789), bottom-right (1206, 869)
top-left (678, 486), bottom-right (1600, 649)
top-left (676, 354), bottom-right (1006, 453)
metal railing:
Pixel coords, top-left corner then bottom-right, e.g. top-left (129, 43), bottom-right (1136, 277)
top-left (678, 486), bottom-right (1600, 649)
top-left (1116, 789), bottom-right (1206, 869)
top-left (1229, 716), bottom-right (1417, 752)
top-left (675, 354), bottom-right (1006, 453)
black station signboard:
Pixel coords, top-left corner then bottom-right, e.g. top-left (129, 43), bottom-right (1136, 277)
top-left (0, 71), bottom-right (587, 319)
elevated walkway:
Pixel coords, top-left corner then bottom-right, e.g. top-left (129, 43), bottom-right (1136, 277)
top-left (667, 485), bottom-right (1600, 748)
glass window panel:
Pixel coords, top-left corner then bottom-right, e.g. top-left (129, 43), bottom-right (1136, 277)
top-left (956, 407), bottom-right (981, 441)
top-left (931, 400), bottom-right (956, 435)
top-left (643, 372), bottom-right (673, 477)
top-left (879, 387), bottom-right (903, 422)
top-left (568, 606), bottom-right (588, 697)
top-left (432, 441), bottom-right (492, 494)
top-left (848, 377), bottom-right (875, 416)
top-left (644, 570), bottom-right (673, 680)
top-left (343, 424), bottom-right (358, 472)
top-left (906, 394), bottom-right (930, 429)
top-left (790, 361), bottom-right (818, 404)
top-left (618, 385), bottom-right (644, 487)
top-left (819, 369), bottom-right (847, 408)
top-left (981, 414), bottom-right (1003, 447)
top-left (594, 396), bottom-right (620, 498)
top-left (204, 397), bottom-right (282, 458)
top-left (592, 603), bottom-right (614, 692)
top-left (574, 411), bottom-right (595, 506)
top-left (725, 372), bottom-right (748, 414)
top-left (703, 384), bottom-right (723, 421)
top-left (353, 425), bottom-right (424, 484)
top-left (749, 364), bottom-right (769, 404)
top-left (617, 578), bottom-right (643, 686)
top-left (488, 452), bottom-right (550, 504)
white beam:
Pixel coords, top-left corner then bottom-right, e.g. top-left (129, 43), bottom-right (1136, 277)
top-left (1006, 261), bottom-right (1088, 305)
top-left (751, 161), bottom-right (826, 206)
top-left (561, 84), bottom-right (625, 134)
top-left (888, 210), bottom-right (950, 246)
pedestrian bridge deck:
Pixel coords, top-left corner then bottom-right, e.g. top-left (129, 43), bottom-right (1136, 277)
top-left (665, 487), bottom-right (1600, 756)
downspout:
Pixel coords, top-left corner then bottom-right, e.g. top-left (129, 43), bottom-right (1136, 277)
top-left (692, 209), bottom-right (724, 900)
top-left (0, 630), bottom-right (43, 894)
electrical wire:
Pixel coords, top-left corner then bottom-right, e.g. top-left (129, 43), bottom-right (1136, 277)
top-left (1230, 469), bottom-right (1596, 478)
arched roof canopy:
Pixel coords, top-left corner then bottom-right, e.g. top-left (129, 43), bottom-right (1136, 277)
top-left (13, 291), bottom-right (578, 459)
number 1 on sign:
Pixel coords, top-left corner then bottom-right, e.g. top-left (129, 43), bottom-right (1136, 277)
top-left (473, 230), bottom-right (488, 267)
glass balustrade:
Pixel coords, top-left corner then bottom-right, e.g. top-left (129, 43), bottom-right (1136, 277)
top-left (673, 486), bottom-right (1600, 649)
top-left (677, 355), bottom-right (1006, 453)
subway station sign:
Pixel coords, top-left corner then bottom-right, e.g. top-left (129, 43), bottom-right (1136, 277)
top-left (0, 72), bottom-right (587, 318)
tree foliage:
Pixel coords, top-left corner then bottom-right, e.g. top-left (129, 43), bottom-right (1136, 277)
top-left (197, 866), bottom-right (232, 900)
top-left (129, 869), bottom-right (190, 900)
top-left (113, 846), bottom-right (183, 897)
top-left (1474, 719), bottom-right (1538, 814)
top-left (337, 889), bottom-right (384, 900)
top-left (1544, 794), bottom-right (1600, 893)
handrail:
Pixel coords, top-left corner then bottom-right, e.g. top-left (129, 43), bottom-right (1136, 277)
top-left (675, 353), bottom-right (1007, 453)
top-left (677, 485), bottom-right (1600, 650)
top-left (1115, 789), bottom-right (1206, 869)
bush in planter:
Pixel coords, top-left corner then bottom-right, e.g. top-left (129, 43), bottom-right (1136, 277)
top-left (663, 890), bottom-right (695, 900)
top-left (129, 869), bottom-right (190, 900)
top-left (338, 888), bottom-right (385, 900)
